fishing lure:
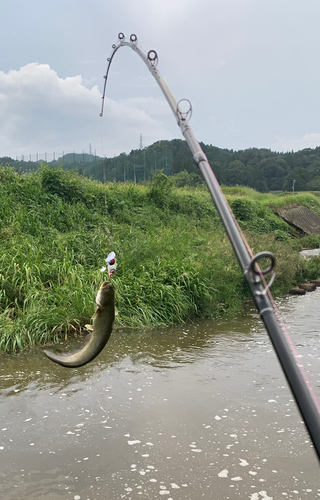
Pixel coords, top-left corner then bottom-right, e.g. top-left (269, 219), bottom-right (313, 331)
top-left (100, 251), bottom-right (117, 277)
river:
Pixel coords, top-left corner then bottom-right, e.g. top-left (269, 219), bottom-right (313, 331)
top-left (0, 289), bottom-right (319, 499)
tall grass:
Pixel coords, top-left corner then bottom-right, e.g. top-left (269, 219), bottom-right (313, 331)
top-left (1, 166), bottom-right (320, 352)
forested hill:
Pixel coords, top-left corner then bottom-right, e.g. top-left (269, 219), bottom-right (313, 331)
top-left (1, 140), bottom-right (320, 192)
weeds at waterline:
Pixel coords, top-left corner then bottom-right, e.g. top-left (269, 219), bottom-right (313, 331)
top-left (1, 166), bottom-right (320, 352)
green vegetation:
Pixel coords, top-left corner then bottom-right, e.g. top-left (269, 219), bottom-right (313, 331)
top-left (2, 139), bottom-right (320, 193)
top-left (1, 166), bottom-right (320, 353)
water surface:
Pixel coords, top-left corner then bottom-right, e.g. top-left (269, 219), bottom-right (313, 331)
top-left (0, 290), bottom-right (319, 499)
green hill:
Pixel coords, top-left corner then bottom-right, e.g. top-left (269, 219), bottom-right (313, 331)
top-left (2, 140), bottom-right (320, 192)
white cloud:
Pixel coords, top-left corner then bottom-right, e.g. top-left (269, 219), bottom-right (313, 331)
top-left (0, 63), bottom-right (176, 159)
top-left (273, 133), bottom-right (320, 153)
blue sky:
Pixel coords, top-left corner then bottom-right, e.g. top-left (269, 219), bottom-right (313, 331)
top-left (0, 0), bottom-right (319, 159)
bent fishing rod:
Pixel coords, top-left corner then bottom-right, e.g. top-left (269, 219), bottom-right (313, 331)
top-left (100, 32), bottom-right (320, 461)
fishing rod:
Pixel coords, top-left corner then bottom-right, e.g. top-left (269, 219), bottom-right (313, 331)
top-left (100, 33), bottom-right (320, 461)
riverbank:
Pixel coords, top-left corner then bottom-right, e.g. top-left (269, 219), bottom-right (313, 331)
top-left (1, 166), bottom-right (320, 352)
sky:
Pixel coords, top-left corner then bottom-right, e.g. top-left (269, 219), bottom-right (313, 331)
top-left (0, 0), bottom-right (319, 160)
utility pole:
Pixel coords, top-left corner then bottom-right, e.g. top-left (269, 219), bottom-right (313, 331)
top-left (144, 150), bottom-right (146, 181)
top-left (140, 133), bottom-right (143, 150)
top-left (292, 179), bottom-right (296, 194)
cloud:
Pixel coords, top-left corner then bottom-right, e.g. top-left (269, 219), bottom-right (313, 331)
top-left (273, 133), bottom-right (320, 153)
top-left (0, 63), bottom-right (176, 159)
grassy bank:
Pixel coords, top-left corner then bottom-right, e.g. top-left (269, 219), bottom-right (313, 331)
top-left (1, 166), bottom-right (320, 352)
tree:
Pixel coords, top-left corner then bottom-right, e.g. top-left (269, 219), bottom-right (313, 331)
top-left (258, 158), bottom-right (289, 190)
top-left (224, 160), bottom-right (253, 187)
top-left (306, 176), bottom-right (320, 191)
top-left (283, 168), bottom-right (311, 191)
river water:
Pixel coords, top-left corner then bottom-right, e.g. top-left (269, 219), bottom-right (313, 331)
top-left (0, 290), bottom-right (319, 500)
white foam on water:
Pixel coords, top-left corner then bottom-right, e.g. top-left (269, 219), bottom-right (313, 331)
top-left (128, 440), bottom-right (141, 445)
top-left (258, 492), bottom-right (273, 499)
top-left (218, 469), bottom-right (228, 478)
top-left (231, 477), bottom-right (242, 481)
top-left (239, 458), bottom-right (249, 466)
top-left (171, 483), bottom-right (180, 489)
top-left (214, 416), bottom-right (221, 420)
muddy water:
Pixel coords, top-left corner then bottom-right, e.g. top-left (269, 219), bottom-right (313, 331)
top-left (0, 291), bottom-right (320, 500)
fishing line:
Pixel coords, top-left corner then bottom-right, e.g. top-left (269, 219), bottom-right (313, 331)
top-left (99, 33), bottom-right (320, 461)
top-left (100, 112), bottom-right (104, 158)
